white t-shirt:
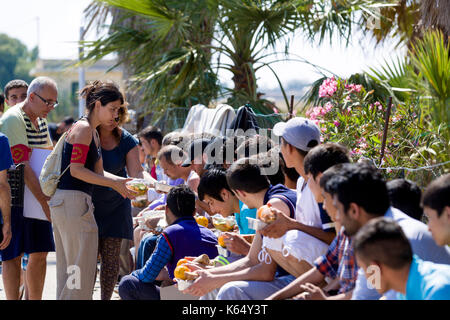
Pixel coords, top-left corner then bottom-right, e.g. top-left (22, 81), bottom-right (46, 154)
top-left (295, 176), bottom-right (322, 227)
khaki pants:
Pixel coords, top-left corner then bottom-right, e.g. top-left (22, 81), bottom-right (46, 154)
top-left (49, 189), bottom-right (98, 300)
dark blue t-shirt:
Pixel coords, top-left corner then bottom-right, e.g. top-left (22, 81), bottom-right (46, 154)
top-left (0, 133), bottom-right (14, 224)
top-left (92, 129), bottom-right (138, 239)
top-left (263, 184), bottom-right (297, 218)
top-left (263, 184), bottom-right (297, 277)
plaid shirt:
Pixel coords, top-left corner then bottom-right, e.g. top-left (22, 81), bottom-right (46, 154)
top-left (313, 227), bottom-right (358, 294)
top-left (132, 234), bottom-right (173, 283)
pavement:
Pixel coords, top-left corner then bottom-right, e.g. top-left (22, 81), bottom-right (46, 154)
top-left (0, 252), bottom-right (121, 300)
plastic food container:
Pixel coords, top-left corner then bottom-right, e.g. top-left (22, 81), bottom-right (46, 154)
top-left (131, 195), bottom-right (149, 208)
top-left (126, 179), bottom-right (150, 196)
top-left (247, 217), bottom-right (267, 231)
top-left (154, 181), bottom-right (173, 193)
top-left (211, 214), bottom-right (236, 232)
top-left (176, 279), bottom-right (194, 291)
top-left (216, 244), bottom-right (230, 257)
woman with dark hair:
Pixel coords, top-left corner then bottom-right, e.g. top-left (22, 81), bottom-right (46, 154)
top-left (48, 80), bottom-right (137, 300)
top-left (93, 104), bottom-right (154, 300)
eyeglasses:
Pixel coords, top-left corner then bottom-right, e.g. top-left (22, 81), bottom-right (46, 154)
top-left (34, 92), bottom-right (58, 108)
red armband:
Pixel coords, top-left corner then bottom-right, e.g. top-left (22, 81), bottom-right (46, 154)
top-left (11, 144), bottom-right (32, 164)
top-left (71, 144), bottom-right (90, 164)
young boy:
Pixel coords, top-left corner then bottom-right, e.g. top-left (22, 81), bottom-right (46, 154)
top-left (266, 117), bottom-right (335, 244)
top-left (118, 186), bottom-right (218, 300)
top-left (3, 80), bottom-right (28, 108)
top-left (198, 168), bottom-right (254, 257)
top-left (354, 217), bottom-right (450, 300)
top-left (268, 143), bottom-right (356, 300)
top-left (421, 173), bottom-right (450, 246)
top-left (182, 158), bottom-right (299, 300)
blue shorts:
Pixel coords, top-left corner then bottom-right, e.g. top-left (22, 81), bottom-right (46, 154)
top-left (0, 206), bottom-right (25, 261)
top-left (23, 217), bottom-right (55, 254)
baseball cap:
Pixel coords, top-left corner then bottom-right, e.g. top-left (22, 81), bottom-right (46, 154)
top-left (273, 117), bottom-right (321, 152)
top-left (181, 138), bottom-right (212, 167)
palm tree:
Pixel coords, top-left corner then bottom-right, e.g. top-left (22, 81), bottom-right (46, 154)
top-left (81, 0), bottom-right (395, 119)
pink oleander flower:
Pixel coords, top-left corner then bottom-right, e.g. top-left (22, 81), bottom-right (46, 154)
top-left (319, 77), bottom-right (338, 98)
top-left (324, 102), bottom-right (333, 113)
top-left (374, 101), bottom-right (383, 111)
top-left (350, 148), bottom-right (362, 156)
top-left (345, 83), bottom-right (362, 93)
top-left (333, 120), bottom-right (340, 127)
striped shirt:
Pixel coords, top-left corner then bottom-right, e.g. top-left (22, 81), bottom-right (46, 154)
top-left (0, 103), bottom-right (52, 153)
top-left (22, 111), bottom-right (51, 147)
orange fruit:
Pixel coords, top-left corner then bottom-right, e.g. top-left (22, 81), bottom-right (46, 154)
top-left (174, 265), bottom-right (191, 280)
top-left (195, 216), bottom-right (209, 228)
top-left (257, 205), bottom-right (275, 223)
top-left (218, 234), bottom-right (226, 248)
top-left (176, 258), bottom-right (189, 267)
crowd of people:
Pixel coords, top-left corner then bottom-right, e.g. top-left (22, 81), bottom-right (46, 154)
top-left (0, 76), bottom-right (449, 301)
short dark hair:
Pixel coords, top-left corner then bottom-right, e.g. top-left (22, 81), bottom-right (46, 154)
top-left (138, 125), bottom-right (163, 146)
top-left (323, 162), bottom-right (390, 216)
top-left (422, 173), bottom-right (450, 217)
top-left (226, 157), bottom-right (270, 193)
top-left (250, 150), bottom-right (285, 186)
top-left (281, 136), bottom-right (317, 158)
top-left (166, 185), bottom-right (196, 218)
top-left (354, 217), bottom-right (413, 269)
top-left (198, 168), bottom-right (231, 202)
top-left (304, 143), bottom-right (350, 179)
top-left (62, 116), bottom-right (75, 126)
top-left (387, 179), bottom-right (423, 220)
top-left (4, 79), bottom-right (28, 99)
top-left (320, 163), bottom-right (346, 195)
top-left (0, 93), bottom-right (4, 112)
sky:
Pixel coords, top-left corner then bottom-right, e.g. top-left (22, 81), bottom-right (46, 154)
top-left (0, 0), bottom-right (406, 91)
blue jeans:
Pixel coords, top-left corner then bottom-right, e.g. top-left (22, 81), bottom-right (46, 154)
top-left (118, 274), bottom-right (161, 300)
top-left (136, 234), bottom-right (158, 269)
top-left (200, 275), bottom-right (296, 300)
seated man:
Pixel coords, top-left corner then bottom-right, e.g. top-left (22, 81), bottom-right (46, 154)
top-left (323, 162), bottom-right (450, 300)
top-left (198, 168), bottom-right (255, 258)
top-left (182, 158), bottom-right (299, 300)
top-left (133, 144), bottom-right (200, 265)
top-left (267, 143), bottom-right (355, 300)
top-left (181, 137), bottom-right (212, 178)
top-left (421, 173), bottom-right (450, 246)
top-left (354, 218), bottom-right (450, 300)
top-left (118, 186), bottom-right (218, 300)
top-left (386, 178), bottom-right (423, 221)
top-left (262, 117), bottom-right (336, 247)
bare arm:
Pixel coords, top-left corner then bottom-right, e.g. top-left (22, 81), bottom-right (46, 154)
top-left (125, 145), bottom-right (156, 184)
top-left (266, 267), bottom-right (324, 300)
top-left (183, 253), bottom-right (278, 297)
top-left (260, 207), bottom-right (335, 245)
top-left (68, 122), bottom-right (135, 199)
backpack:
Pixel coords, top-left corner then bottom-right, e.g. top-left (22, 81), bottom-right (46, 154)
top-left (39, 131), bottom-right (71, 197)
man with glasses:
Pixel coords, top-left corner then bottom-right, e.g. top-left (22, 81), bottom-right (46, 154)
top-left (0, 76), bottom-right (57, 300)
